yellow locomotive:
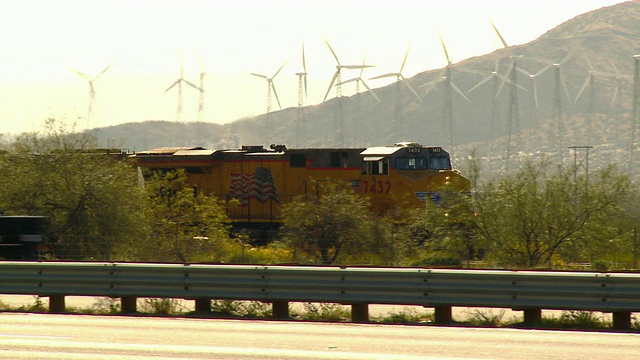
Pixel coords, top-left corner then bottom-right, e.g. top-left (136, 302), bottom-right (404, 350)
top-left (132, 142), bottom-right (470, 238)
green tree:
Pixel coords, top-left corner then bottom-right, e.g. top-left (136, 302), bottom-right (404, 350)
top-left (139, 169), bottom-right (232, 262)
top-left (408, 189), bottom-right (478, 267)
top-left (473, 157), bottom-right (636, 268)
top-left (279, 181), bottom-right (395, 265)
top-left (0, 119), bottom-right (148, 260)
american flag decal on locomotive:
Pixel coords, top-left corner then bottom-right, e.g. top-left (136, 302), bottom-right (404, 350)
top-left (229, 167), bottom-right (279, 205)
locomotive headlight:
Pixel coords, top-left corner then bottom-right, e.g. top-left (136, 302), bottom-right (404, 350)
top-left (445, 175), bottom-right (450, 185)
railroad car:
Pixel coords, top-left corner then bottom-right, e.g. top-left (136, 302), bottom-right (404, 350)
top-left (132, 142), bottom-right (470, 240)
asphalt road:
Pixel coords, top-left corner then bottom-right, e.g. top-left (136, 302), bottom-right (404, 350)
top-left (0, 313), bottom-right (639, 359)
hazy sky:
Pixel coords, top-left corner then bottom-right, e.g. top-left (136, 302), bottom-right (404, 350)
top-left (0, 0), bottom-right (629, 135)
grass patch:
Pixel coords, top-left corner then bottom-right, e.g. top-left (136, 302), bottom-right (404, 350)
top-left (541, 311), bottom-right (611, 330)
top-left (138, 298), bottom-right (186, 315)
top-left (377, 308), bottom-right (433, 324)
top-left (464, 309), bottom-right (512, 327)
top-left (300, 303), bottom-right (350, 322)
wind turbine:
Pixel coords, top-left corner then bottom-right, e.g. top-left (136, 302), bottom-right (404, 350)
top-left (339, 54), bottom-right (380, 145)
top-left (490, 21), bottom-right (527, 172)
top-left (295, 42), bottom-right (308, 147)
top-left (323, 39), bottom-right (373, 146)
top-left (518, 53), bottom-right (571, 152)
top-left (608, 60), bottom-right (632, 139)
top-left (197, 56), bottom-right (206, 122)
top-left (370, 45), bottom-right (421, 141)
top-left (467, 58), bottom-right (514, 156)
top-left (251, 61), bottom-right (286, 114)
top-left (165, 55), bottom-right (202, 122)
top-left (574, 51), bottom-right (610, 145)
top-left (340, 54), bottom-right (380, 101)
top-left (323, 39), bottom-right (374, 102)
top-left (551, 55), bottom-right (573, 153)
top-left (68, 63), bottom-right (112, 127)
top-left (420, 36), bottom-right (470, 157)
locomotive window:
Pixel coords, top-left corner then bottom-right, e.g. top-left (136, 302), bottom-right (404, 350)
top-left (290, 154), bottom-right (306, 168)
top-left (330, 152), bottom-right (341, 168)
top-left (364, 158), bottom-right (389, 175)
top-left (429, 157), bottom-right (451, 170)
top-left (395, 157), bottom-right (428, 170)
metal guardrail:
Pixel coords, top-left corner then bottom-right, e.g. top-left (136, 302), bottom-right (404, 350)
top-left (0, 261), bottom-right (639, 329)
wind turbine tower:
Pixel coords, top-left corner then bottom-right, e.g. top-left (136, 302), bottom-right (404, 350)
top-left (68, 63), bottom-right (112, 128)
top-left (251, 61), bottom-right (286, 114)
top-left (165, 56), bottom-right (202, 122)
top-left (574, 52), bottom-right (605, 146)
top-left (323, 39), bottom-right (373, 146)
top-left (197, 57), bottom-right (206, 122)
top-left (295, 42), bottom-right (308, 147)
top-left (551, 58), bottom-right (574, 156)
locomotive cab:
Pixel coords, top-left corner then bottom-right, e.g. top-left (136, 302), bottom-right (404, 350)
top-left (359, 142), bottom-right (466, 216)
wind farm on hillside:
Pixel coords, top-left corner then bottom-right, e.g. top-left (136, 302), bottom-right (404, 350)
top-left (1, 1), bottom-right (639, 178)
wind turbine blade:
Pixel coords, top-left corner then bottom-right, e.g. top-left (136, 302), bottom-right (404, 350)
top-left (559, 51), bottom-right (573, 65)
top-left (95, 63), bottom-right (113, 79)
top-left (438, 34), bottom-right (452, 66)
top-left (495, 61), bottom-right (514, 98)
top-left (359, 53), bottom-right (367, 77)
top-left (302, 41), bottom-right (307, 73)
top-left (584, 51), bottom-right (593, 71)
top-left (250, 73), bottom-right (268, 79)
top-left (574, 76), bottom-right (590, 103)
top-left (468, 75), bottom-right (493, 93)
top-left (516, 67), bottom-right (532, 77)
top-left (69, 67), bottom-right (90, 81)
top-left (370, 73), bottom-right (398, 80)
top-left (341, 64), bottom-right (375, 70)
top-left (184, 80), bottom-right (203, 92)
top-left (337, 77), bottom-right (360, 85)
top-left (324, 39), bottom-right (340, 65)
top-left (272, 61), bottom-right (287, 78)
top-left (323, 71), bottom-right (339, 102)
top-left (400, 46), bottom-right (410, 73)
top-left (610, 83), bottom-right (619, 108)
top-left (165, 80), bottom-right (179, 93)
top-left (402, 80), bottom-right (423, 102)
top-left (451, 82), bottom-right (470, 102)
top-left (360, 80), bottom-right (380, 102)
top-left (534, 63), bottom-right (553, 77)
top-left (490, 21), bottom-right (509, 48)
top-left (271, 82), bottom-right (282, 109)
top-left (533, 81), bottom-right (539, 109)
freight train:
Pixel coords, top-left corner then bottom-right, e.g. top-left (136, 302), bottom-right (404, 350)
top-left (131, 142), bottom-right (470, 240)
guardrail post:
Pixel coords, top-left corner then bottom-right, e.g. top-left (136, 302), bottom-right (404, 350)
top-left (121, 296), bottom-right (137, 313)
top-left (612, 311), bottom-right (631, 330)
top-left (434, 305), bottom-right (452, 324)
top-left (48, 295), bottom-right (65, 313)
top-left (194, 298), bottom-right (211, 313)
top-left (272, 301), bottom-right (289, 319)
top-left (523, 308), bottom-right (541, 326)
top-left (351, 304), bottom-right (369, 322)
